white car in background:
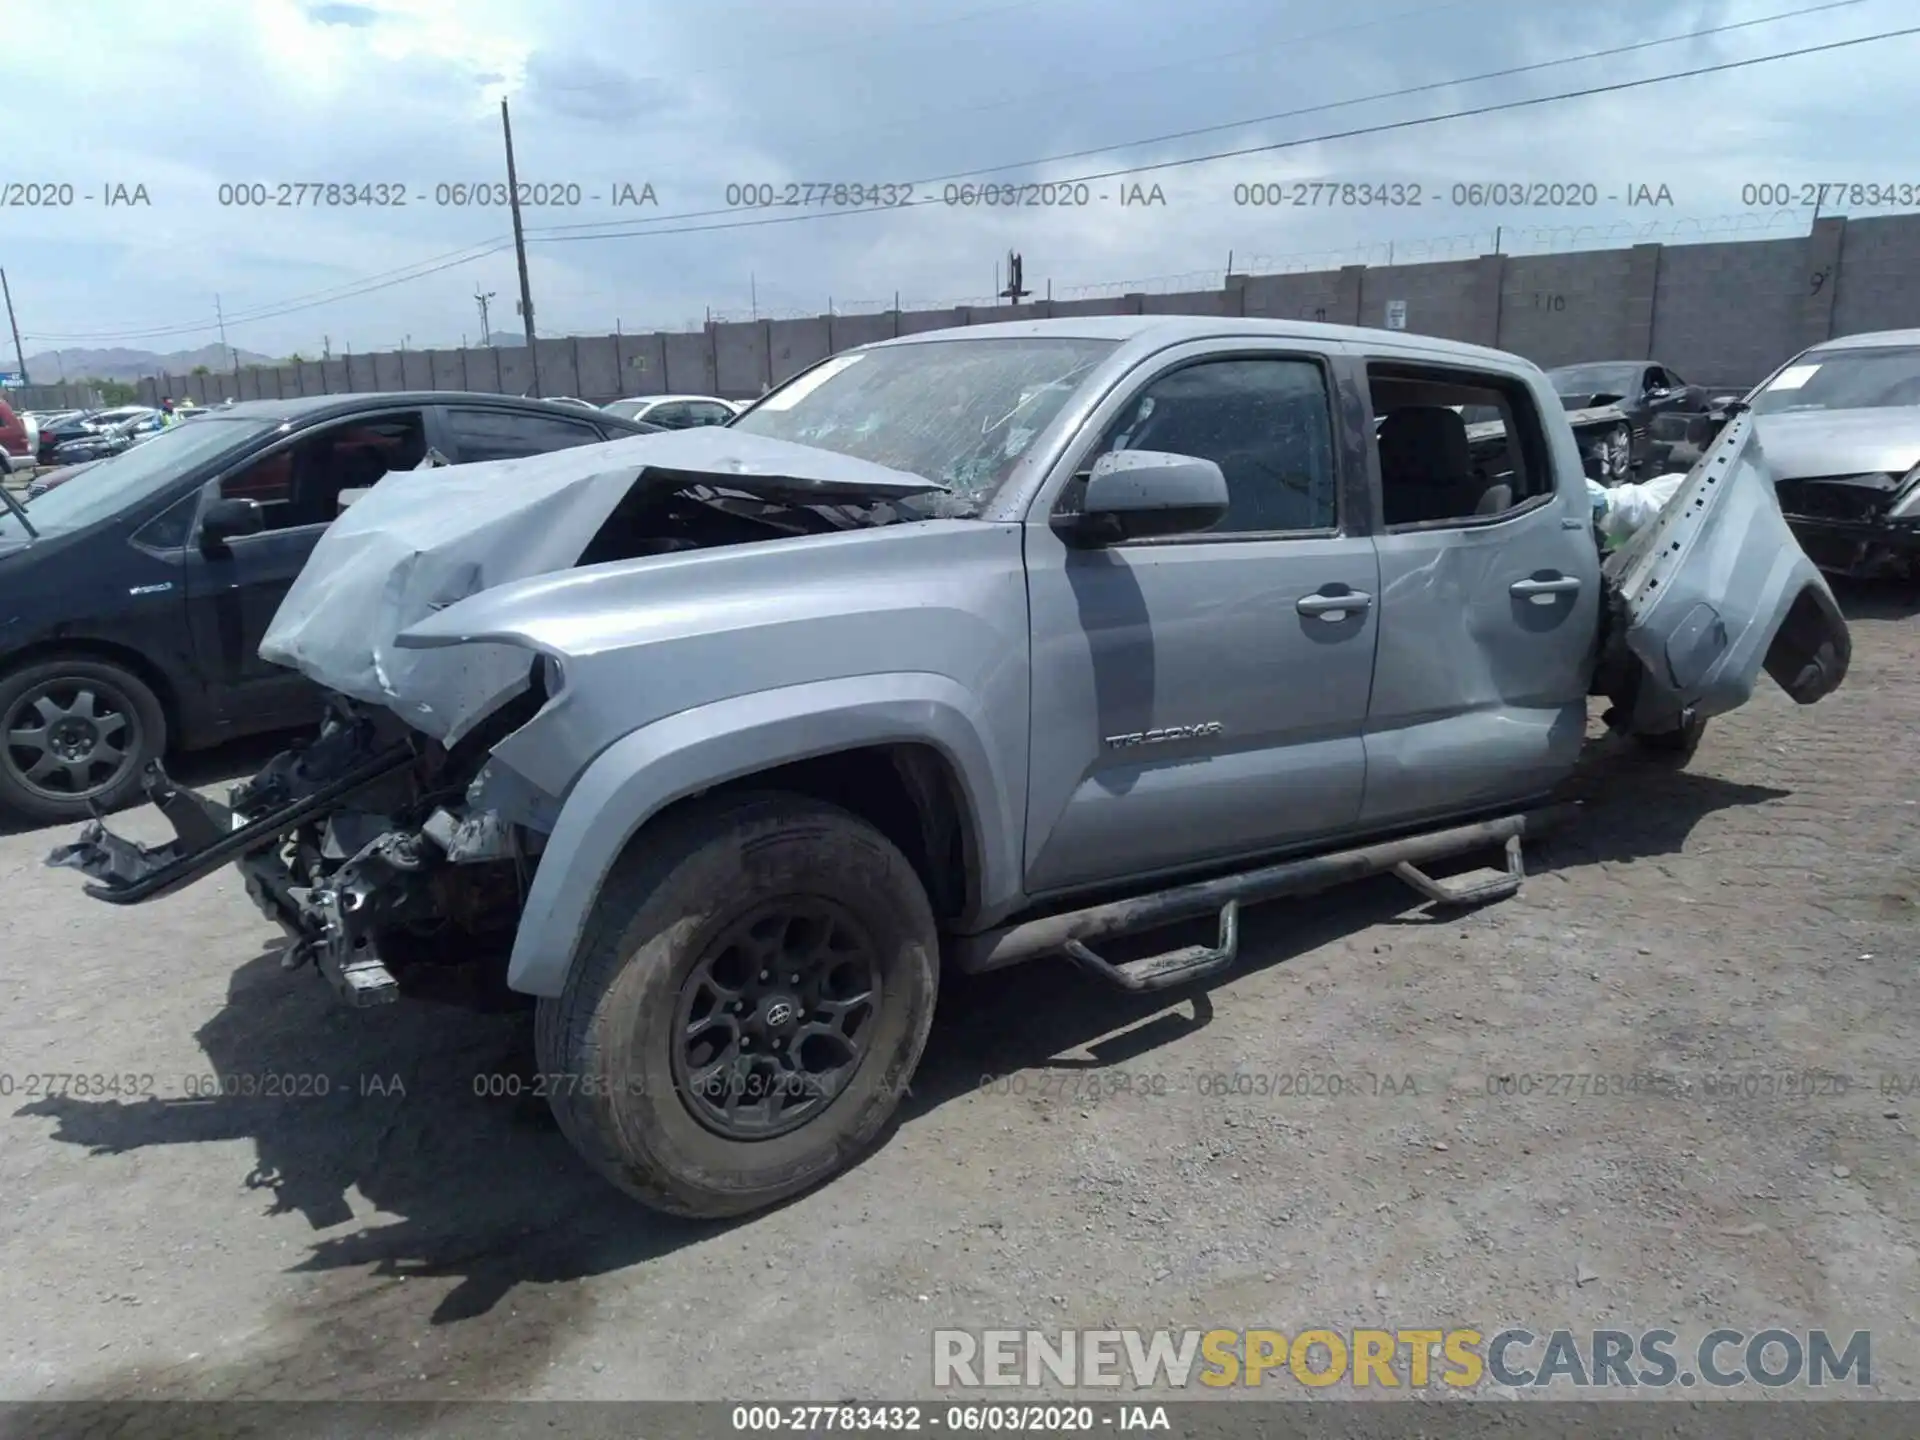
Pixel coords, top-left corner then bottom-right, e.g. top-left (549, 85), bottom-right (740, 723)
top-left (601, 393), bottom-right (740, 428)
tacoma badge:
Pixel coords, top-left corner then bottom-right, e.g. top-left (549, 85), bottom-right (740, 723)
top-left (1104, 722), bottom-right (1224, 749)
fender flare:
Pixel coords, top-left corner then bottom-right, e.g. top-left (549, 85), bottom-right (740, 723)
top-left (504, 671), bottom-right (1020, 996)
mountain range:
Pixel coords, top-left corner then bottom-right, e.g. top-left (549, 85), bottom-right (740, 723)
top-left (24, 330), bottom-right (551, 383)
top-left (21, 343), bottom-right (286, 383)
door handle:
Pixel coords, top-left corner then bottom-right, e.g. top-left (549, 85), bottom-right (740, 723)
top-left (1510, 575), bottom-right (1582, 603)
top-left (1296, 590), bottom-right (1372, 620)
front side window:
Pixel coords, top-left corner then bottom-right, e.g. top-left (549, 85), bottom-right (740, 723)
top-left (220, 412), bottom-right (427, 532)
top-left (1064, 357), bottom-right (1339, 534)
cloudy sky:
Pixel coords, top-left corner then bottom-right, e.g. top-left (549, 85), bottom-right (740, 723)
top-left (0, 0), bottom-right (1909, 361)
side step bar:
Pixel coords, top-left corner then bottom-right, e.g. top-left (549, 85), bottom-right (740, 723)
top-left (954, 805), bottom-right (1578, 991)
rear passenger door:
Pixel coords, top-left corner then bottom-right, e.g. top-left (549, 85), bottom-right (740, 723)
top-left (440, 405), bottom-right (611, 462)
top-left (1357, 357), bottom-right (1600, 827)
top-left (1022, 346), bottom-right (1381, 895)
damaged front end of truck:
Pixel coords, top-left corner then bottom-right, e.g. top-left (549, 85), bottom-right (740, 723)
top-left (48, 427), bottom-right (949, 1007)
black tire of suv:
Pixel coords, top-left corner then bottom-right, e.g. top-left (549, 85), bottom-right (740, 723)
top-left (535, 792), bottom-right (940, 1218)
top-left (0, 656), bottom-right (167, 825)
top-left (1632, 711), bottom-right (1707, 766)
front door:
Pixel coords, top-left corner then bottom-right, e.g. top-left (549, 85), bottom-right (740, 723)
top-left (1023, 349), bottom-right (1380, 896)
top-left (183, 409), bottom-right (428, 726)
top-left (1356, 358), bottom-right (1600, 827)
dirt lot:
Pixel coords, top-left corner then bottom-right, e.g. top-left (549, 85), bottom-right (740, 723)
top-left (1, 586), bottom-right (1916, 1411)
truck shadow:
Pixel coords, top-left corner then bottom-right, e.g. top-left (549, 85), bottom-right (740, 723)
top-left (902, 753), bottom-right (1789, 1114)
top-left (13, 746), bottom-right (1786, 1402)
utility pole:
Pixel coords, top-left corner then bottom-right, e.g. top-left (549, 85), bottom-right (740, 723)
top-left (0, 268), bottom-right (27, 384)
top-left (475, 285), bottom-right (496, 343)
top-left (215, 293), bottom-right (234, 368)
top-left (999, 250), bottom-right (1030, 305)
top-left (501, 97), bottom-right (540, 396)
top-left (323, 334), bottom-right (332, 360)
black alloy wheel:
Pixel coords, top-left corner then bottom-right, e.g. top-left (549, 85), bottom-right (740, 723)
top-left (671, 899), bottom-right (883, 1140)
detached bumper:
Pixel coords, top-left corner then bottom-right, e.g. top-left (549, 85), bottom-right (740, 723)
top-left (45, 748), bottom-right (414, 905)
top-left (1783, 512), bottom-right (1920, 579)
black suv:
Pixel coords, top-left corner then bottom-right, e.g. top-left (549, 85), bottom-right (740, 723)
top-left (0, 392), bottom-right (657, 823)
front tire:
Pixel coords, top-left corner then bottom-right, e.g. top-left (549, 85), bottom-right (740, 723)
top-left (536, 792), bottom-right (939, 1218)
top-left (0, 657), bottom-right (167, 824)
top-left (1632, 711), bottom-right (1707, 766)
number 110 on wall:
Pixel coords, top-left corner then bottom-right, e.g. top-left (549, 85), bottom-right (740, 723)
top-left (1532, 293), bottom-right (1566, 311)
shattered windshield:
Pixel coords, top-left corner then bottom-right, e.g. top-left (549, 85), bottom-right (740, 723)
top-left (1748, 346), bottom-right (1920, 415)
top-left (728, 336), bottom-right (1116, 517)
top-left (0, 416), bottom-right (278, 540)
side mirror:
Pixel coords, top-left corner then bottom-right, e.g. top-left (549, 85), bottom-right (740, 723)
top-left (200, 496), bottom-right (264, 547)
top-left (1054, 449), bottom-right (1230, 547)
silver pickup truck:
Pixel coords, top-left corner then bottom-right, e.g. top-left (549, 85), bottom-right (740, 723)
top-left (50, 317), bottom-right (1851, 1218)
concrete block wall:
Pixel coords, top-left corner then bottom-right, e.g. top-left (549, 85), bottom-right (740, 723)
top-left (102, 211), bottom-right (1920, 414)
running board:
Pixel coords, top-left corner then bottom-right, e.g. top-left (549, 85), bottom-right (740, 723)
top-left (1063, 901), bottom-right (1241, 993)
top-left (1392, 834), bottom-right (1524, 907)
top-left (952, 805), bottom-right (1577, 980)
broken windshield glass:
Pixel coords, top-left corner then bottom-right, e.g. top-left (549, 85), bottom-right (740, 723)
top-left (729, 336), bottom-right (1117, 517)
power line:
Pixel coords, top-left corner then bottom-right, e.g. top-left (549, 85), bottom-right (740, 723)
top-left (518, 18), bottom-right (1920, 248)
top-left (32, 0), bottom-right (1498, 344)
top-left (732, 0), bottom-right (1501, 153)
top-left (24, 238), bottom-right (519, 342)
top-left (21, 8), bottom-right (1909, 345)
top-left (521, 0), bottom-right (1873, 243)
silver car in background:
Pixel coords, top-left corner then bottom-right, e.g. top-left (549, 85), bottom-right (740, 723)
top-left (1744, 328), bottom-right (1920, 579)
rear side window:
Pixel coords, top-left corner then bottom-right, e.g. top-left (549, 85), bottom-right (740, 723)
top-left (1366, 362), bottom-right (1553, 528)
top-left (444, 407), bottom-right (606, 462)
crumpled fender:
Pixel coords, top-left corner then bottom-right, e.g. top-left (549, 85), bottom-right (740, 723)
top-left (503, 672), bottom-right (1021, 997)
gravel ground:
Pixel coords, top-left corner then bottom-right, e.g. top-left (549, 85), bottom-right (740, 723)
top-left (1, 585), bottom-right (1915, 1411)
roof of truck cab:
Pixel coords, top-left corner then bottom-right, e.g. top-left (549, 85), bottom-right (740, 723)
top-left (868, 314), bottom-right (1537, 369)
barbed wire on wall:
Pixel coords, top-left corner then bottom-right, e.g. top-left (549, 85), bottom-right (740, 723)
top-left (7, 206), bottom-right (1860, 405)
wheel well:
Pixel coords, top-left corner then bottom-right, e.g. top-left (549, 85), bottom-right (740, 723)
top-left (0, 639), bottom-right (182, 742)
top-left (652, 744), bottom-right (980, 925)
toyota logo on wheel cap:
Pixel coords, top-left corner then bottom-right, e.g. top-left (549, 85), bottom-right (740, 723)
top-left (763, 999), bottom-right (796, 1027)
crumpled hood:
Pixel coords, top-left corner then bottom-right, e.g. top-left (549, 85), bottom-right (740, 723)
top-left (258, 427), bottom-right (942, 743)
top-left (1753, 407), bottom-right (1920, 481)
